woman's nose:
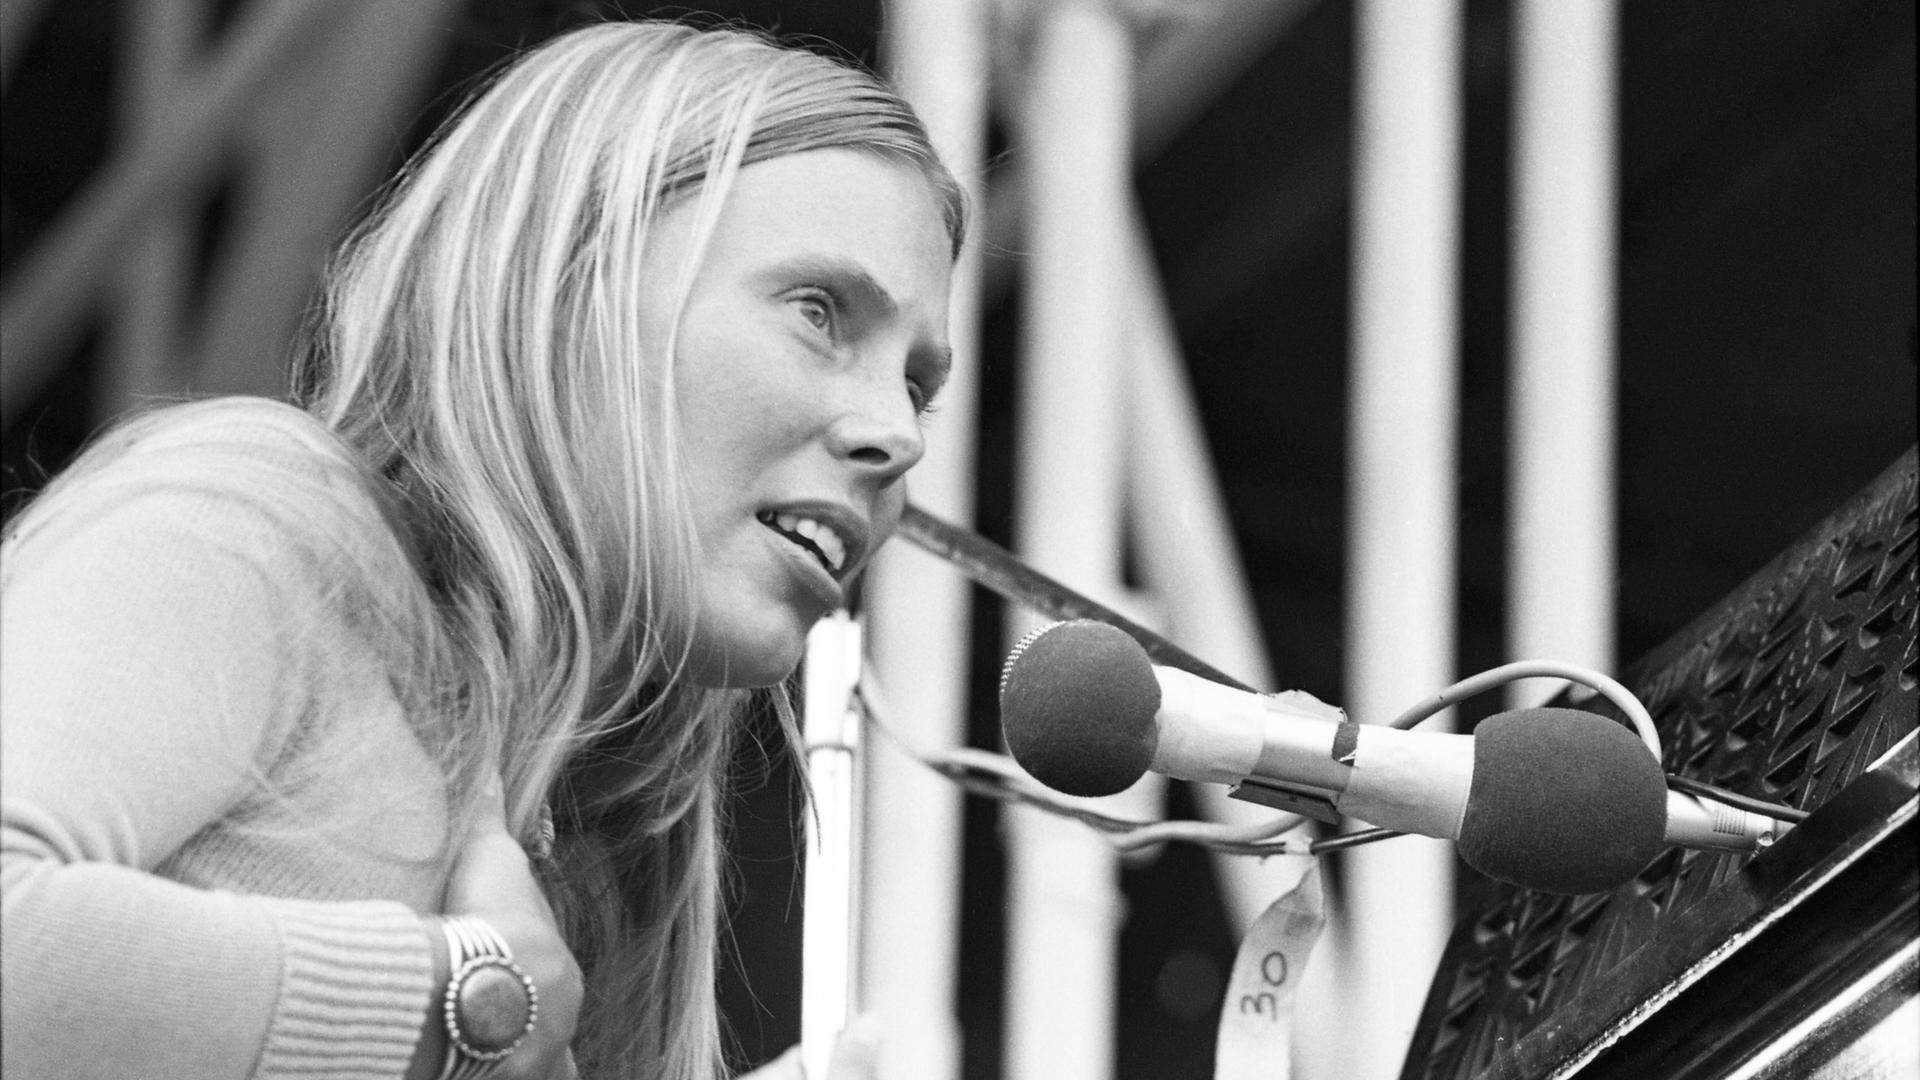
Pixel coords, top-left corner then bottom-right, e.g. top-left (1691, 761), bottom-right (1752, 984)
top-left (826, 378), bottom-right (926, 483)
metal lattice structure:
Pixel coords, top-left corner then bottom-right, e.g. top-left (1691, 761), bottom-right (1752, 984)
top-left (1406, 447), bottom-right (1919, 1079)
top-left (1, 0), bottom-right (462, 428)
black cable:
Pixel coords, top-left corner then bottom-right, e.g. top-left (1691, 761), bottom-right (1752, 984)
top-left (1665, 772), bottom-right (1809, 823)
top-left (1308, 827), bottom-right (1403, 854)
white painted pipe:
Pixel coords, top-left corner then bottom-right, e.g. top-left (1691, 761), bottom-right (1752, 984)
top-left (801, 613), bottom-right (867, 1080)
top-left (1005, 3), bottom-right (1135, 1078)
top-left (1297, 4), bottom-right (1463, 1080)
top-left (860, 1), bottom-right (990, 1077)
top-left (1509, 0), bottom-right (1618, 699)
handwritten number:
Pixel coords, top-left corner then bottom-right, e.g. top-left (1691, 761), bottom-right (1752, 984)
top-left (1232, 951), bottom-right (1290, 1024)
top-left (1261, 951), bottom-right (1287, 987)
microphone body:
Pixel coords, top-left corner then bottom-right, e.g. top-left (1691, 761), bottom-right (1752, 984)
top-left (1001, 620), bottom-right (1790, 894)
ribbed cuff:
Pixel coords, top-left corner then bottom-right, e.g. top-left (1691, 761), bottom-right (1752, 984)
top-left (255, 898), bottom-right (434, 1078)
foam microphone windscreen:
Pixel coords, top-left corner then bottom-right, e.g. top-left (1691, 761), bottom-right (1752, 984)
top-left (1458, 708), bottom-right (1668, 895)
top-left (999, 619), bottom-right (1162, 797)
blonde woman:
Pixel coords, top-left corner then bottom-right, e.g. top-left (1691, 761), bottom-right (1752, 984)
top-left (1, 21), bottom-right (963, 1080)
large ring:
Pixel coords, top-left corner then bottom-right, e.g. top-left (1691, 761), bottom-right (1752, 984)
top-left (438, 917), bottom-right (539, 1080)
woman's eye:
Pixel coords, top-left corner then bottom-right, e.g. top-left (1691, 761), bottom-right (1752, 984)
top-left (792, 292), bottom-right (834, 335)
top-left (908, 379), bottom-right (941, 418)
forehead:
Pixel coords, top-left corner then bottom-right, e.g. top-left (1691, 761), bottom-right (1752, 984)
top-left (684, 148), bottom-right (953, 296)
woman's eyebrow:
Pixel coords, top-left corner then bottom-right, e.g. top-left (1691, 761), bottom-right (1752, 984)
top-left (759, 256), bottom-right (897, 317)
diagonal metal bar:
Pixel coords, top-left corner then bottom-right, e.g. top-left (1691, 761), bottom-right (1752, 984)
top-left (1133, 0), bottom-right (1318, 161)
top-left (0, 0), bottom-right (337, 429)
top-left (896, 503), bottom-right (1256, 692)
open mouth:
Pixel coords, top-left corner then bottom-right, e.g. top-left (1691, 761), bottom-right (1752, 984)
top-left (756, 511), bottom-right (849, 577)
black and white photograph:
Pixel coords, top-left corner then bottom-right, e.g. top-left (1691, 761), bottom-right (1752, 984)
top-left (2, 2), bottom-right (1914, 1078)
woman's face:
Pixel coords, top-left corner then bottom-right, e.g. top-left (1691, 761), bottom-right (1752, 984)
top-left (641, 148), bottom-right (955, 687)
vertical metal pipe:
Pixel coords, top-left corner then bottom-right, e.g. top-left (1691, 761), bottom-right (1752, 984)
top-left (1005, 2), bottom-right (1134, 1077)
top-left (801, 614), bottom-right (865, 1080)
top-left (862, 0), bottom-right (990, 1076)
top-left (1509, 0), bottom-right (1618, 696)
top-left (1298, 4), bottom-right (1463, 1079)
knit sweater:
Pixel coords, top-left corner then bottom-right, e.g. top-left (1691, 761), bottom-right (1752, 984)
top-left (2, 398), bottom-right (452, 1079)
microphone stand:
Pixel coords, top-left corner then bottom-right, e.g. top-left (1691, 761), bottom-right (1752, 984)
top-left (800, 611), bottom-right (864, 1080)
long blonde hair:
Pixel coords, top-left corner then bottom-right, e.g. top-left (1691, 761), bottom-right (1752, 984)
top-left (297, 20), bottom-right (963, 1080)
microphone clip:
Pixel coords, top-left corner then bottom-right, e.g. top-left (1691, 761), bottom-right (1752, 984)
top-left (1228, 688), bottom-right (1350, 822)
top-left (1230, 778), bottom-right (1342, 823)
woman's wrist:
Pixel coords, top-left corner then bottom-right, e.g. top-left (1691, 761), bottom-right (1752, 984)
top-left (406, 916), bottom-right (453, 1080)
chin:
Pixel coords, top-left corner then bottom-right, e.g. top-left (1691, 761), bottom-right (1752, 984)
top-left (682, 622), bottom-right (809, 689)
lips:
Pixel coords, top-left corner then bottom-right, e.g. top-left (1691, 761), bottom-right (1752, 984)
top-left (756, 509), bottom-right (854, 577)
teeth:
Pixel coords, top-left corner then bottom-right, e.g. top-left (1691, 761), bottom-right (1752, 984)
top-left (763, 511), bottom-right (848, 574)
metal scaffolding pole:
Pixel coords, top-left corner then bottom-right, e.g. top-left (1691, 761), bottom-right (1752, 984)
top-left (1509, 0), bottom-right (1619, 697)
top-left (861, 0), bottom-right (991, 1076)
top-left (1299, 4), bottom-right (1463, 1079)
top-left (1004, 2), bottom-right (1136, 1077)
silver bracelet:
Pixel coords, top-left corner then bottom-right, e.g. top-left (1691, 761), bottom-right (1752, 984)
top-left (436, 916), bottom-right (539, 1080)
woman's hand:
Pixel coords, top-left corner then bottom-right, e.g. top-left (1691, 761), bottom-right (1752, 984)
top-left (740, 1014), bottom-right (884, 1080)
top-left (414, 772), bottom-right (583, 1080)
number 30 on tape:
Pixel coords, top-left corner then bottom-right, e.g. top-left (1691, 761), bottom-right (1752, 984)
top-left (1215, 860), bottom-right (1325, 1079)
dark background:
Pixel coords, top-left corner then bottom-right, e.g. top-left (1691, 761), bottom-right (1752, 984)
top-left (3, 2), bottom-right (1913, 1077)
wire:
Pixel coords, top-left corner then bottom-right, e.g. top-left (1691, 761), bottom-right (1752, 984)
top-left (919, 749), bottom-right (1315, 855)
top-left (1665, 773), bottom-right (1809, 823)
top-left (855, 670), bottom-right (1416, 858)
top-left (1309, 828), bottom-right (1403, 854)
top-left (1388, 662), bottom-right (1808, 824)
top-left (856, 654), bottom-right (1809, 861)
top-left (855, 668), bottom-right (1320, 857)
top-left (1386, 659), bottom-right (1662, 759)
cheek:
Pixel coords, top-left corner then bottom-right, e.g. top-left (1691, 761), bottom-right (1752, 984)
top-left (675, 384), bottom-right (815, 542)
top-left (680, 378), bottom-right (799, 486)
top-left (677, 337), bottom-right (815, 472)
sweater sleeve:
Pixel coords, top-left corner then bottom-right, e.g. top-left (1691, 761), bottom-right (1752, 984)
top-left (1, 412), bottom-right (435, 1080)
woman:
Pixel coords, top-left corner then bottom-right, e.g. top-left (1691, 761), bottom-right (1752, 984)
top-left (1, 20), bottom-right (963, 1080)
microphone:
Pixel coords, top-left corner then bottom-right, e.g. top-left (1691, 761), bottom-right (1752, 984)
top-left (999, 619), bottom-right (1789, 895)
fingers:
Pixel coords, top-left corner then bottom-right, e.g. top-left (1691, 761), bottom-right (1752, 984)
top-left (443, 770), bottom-right (548, 917)
top-left (438, 770), bottom-right (584, 1080)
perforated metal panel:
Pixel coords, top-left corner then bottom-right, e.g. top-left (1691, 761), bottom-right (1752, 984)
top-left (1405, 448), bottom-right (1918, 1080)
